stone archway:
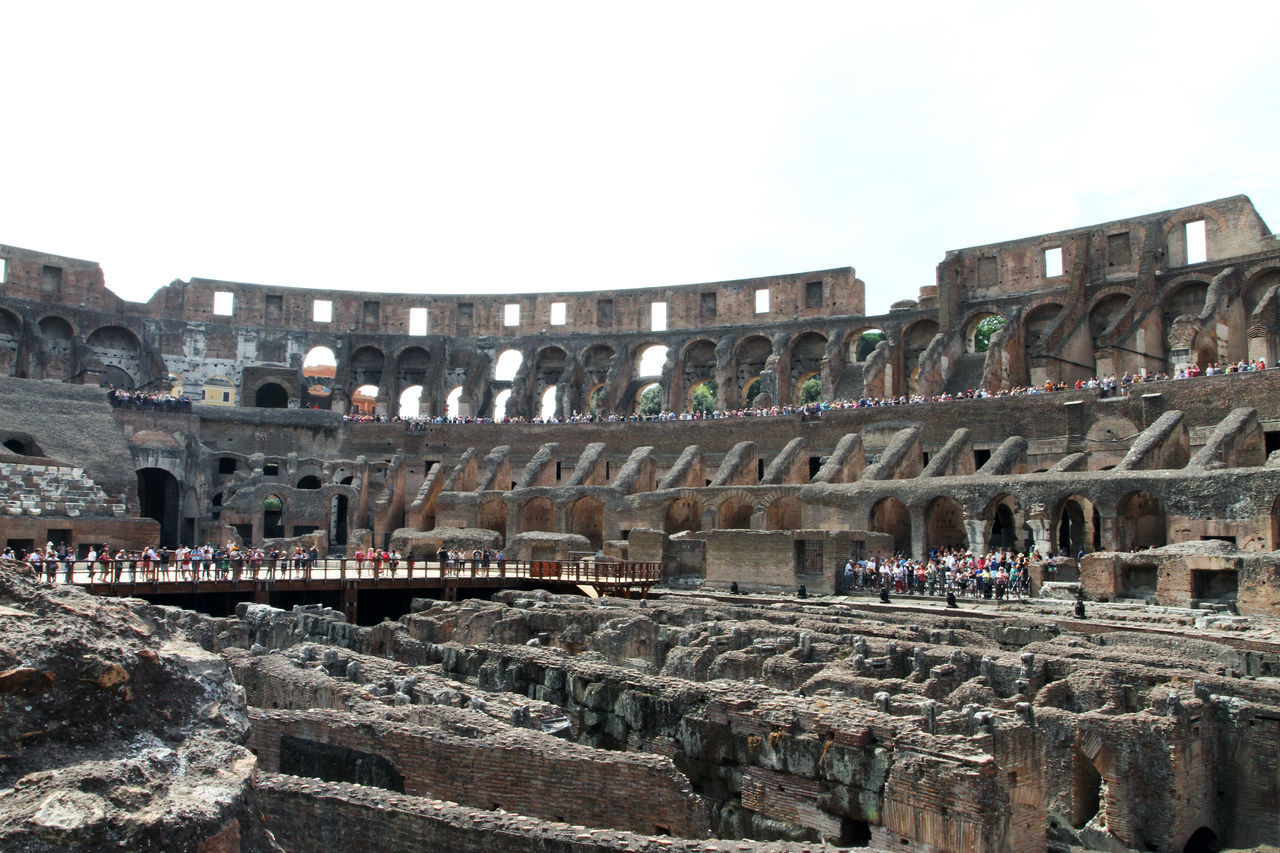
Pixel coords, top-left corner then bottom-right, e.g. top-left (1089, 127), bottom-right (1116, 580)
top-left (665, 498), bottom-right (702, 534)
top-left (479, 499), bottom-right (507, 542)
top-left (519, 497), bottom-right (554, 533)
top-left (254, 383), bottom-right (289, 408)
top-left (925, 495), bottom-right (967, 554)
top-left (137, 468), bottom-right (180, 547)
top-left (765, 496), bottom-right (802, 531)
top-left (869, 497), bottom-right (910, 556)
top-left (569, 496), bottom-right (604, 550)
top-left (717, 498), bottom-right (754, 530)
top-left (1117, 491), bottom-right (1166, 551)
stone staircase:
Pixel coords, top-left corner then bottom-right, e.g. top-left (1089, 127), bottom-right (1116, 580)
top-left (0, 462), bottom-right (124, 518)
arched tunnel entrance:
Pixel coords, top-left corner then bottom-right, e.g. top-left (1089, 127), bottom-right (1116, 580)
top-left (137, 468), bottom-right (180, 547)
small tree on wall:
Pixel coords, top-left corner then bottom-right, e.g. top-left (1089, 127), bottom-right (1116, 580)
top-left (691, 380), bottom-right (716, 415)
top-left (799, 376), bottom-right (822, 404)
top-left (639, 385), bottom-right (662, 416)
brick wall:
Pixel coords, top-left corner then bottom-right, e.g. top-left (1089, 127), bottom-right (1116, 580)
top-left (247, 708), bottom-right (709, 838)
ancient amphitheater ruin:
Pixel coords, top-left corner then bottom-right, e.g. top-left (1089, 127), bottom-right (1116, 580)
top-left (2, 195), bottom-right (1280, 851)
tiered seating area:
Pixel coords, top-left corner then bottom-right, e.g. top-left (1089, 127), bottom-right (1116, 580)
top-left (0, 462), bottom-right (123, 518)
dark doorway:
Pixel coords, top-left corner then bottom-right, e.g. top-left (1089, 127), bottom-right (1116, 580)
top-left (137, 468), bottom-right (180, 547)
top-left (331, 495), bottom-right (349, 547)
top-left (1183, 826), bottom-right (1220, 853)
top-left (989, 504), bottom-right (1016, 550)
top-left (254, 383), bottom-right (288, 408)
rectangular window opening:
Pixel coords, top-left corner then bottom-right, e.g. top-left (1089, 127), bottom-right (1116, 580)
top-left (755, 288), bottom-right (770, 313)
top-left (651, 301), bottom-right (667, 331)
top-left (805, 281), bottom-right (823, 308)
top-left (1044, 247), bottom-right (1064, 278)
top-left (41, 265), bottom-right (63, 294)
top-left (213, 291), bottom-right (234, 316)
top-left (0, 258), bottom-right (7, 284)
top-left (549, 302), bottom-right (567, 325)
top-left (1186, 220), bottom-right (1207, 264)
top-left (700, 292), bottom-right (717, 319)
top-left (504, 304), bottom-right (520, 327)
top-left (362, 300), bottom-right (380, 325)
top-left (264, 463), bottom-right (279, 476)
top-left (597, 299), bottom-right (613, 326)
top-left (409, 307), bottom-right (428, 336)
top-left (1108, 232), bottom-right (1132, 266)
top-left (313, 299), bottom-right (333, 323)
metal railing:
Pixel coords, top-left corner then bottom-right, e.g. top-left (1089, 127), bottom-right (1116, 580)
top-left (34, 557), bottom-right (662, 592)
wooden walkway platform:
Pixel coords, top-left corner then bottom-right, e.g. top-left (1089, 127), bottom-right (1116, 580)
top-left (48, 558), bottom-right (663, 623)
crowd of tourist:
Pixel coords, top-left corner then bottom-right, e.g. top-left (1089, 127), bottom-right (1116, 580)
top-left (340, 358), bottom-right (1273, 427)
top-left (840, 546), bottom-right (1077, 601)
top-left (7, 540), bottom-right (513, 583)
top-left (107, 387), bottom-right (193, 412)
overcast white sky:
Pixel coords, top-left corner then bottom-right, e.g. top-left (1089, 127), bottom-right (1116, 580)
top-left (2, 1), bottom-right (1277, 316)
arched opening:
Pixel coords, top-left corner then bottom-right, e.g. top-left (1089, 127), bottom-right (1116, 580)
top-left (302, 346), bottom-right (337, 409)
top-left (297, 475), bottom-right (322, 490)
top-left (519, 497), bottom-right (554, 533)
top-left (717, 498), bottom-right (754, 530)
top-left (569, 497), bottom-right (604, 550)
top-left (1182, 826), bottom-right (1220, 853)
top-left (848, 328), bottom-right (885, 363)
top-left (869, 497), bottom-right (911, 556)
top-left (100, 365), bottom-right (136, 389)
top-left (351, 384), bottom-right (379, 416)
top-left (1071, 747), bottom-right (1102, 828)
top-left (539, 386), bottom-right (558, 420)
top-left (445, 385), bottom-right (463, 418)
top-left (966, 313), bottom-right (1006, 354)
top-left (664, 498), bottom-right (702, 534)
top-left (789, 331), bottom-right (827, 403)
top-left (635, 344), bottom-right (668, 378)
top-left (797, 372), bottom-right (821, 404)
top-left (398, 385), bottom-right (423, 418)
top-left (3, 436), bottom-right (44, 457)
top-left (493, 349), bottom-right (524, 382)
top-left (1089, 294), bottom-right (1130, 347)
top-left (479, 499), bottom-right (507, 541)
top-left (734, 335), bottom-right (771, 406)
top-left (585, 384), bottom-right (604, 417)
top-left (1117, 490), bottom-right (1166, 551)
top-left (987, 499), bottom-right (1018, 551)
top-left (635, 381), bottom-right (661, 416)
top-left (1163, 281), bottom-right (1210, 330)
top-left (765, 496), bottom-right (802, 531)
top-left (689, 379), bottom-right (717, 415)
top-left (38, 315), bottom-right (74, 339)
top-left (1024, 304), bottom-right (1063, 349)
top-left (350, 346), bottom-right (385, 389)
top-left (254, 382), bottom-right (288, 408)
top-left (1060, 500), bottom-right (1102, 553)
top-left (925, 495), bottom-right (967, 553)
top-left (330, 494), bottom-right (348, 547)
top-left (263, 495), bottom-right (285, 539)
top-left (493, 389), bottom-right (512, 421)
top-left (902, 320), bottom-right (940, 392)
top-left (137, 468), bottom-right (180, 547)
top-left (1056, 497), bottom-right (1090, 556)
top-left (680, 340), bottom-right (717, 410)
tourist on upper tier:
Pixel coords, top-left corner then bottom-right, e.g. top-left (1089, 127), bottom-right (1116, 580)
top-left (349, 359), bottom-right (1271, 428)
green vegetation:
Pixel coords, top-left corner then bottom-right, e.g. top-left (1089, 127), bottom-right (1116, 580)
top-left (639, 384), bottom-right (662, 416)
top-left (855, 330), bottom-right (885, 361)
top-left (799, 376), bottom-right (822, 404)
top-left (973, 315), bottom-right (1006, 353)
top-left (691, 379), bottom-right (717, 415)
